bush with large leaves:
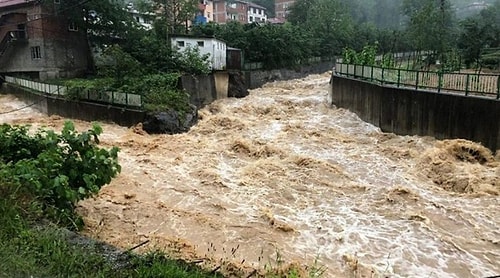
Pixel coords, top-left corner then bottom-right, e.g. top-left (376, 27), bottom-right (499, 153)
top-left (0, 122), bottom-right (120, 229)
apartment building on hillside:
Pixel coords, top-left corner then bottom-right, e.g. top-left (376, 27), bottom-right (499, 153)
top-left (213, 0), bottom-right (267, 24)
top-left (275, 0), bottom-right (295, 20)
top-left (0, 0), bottom-right (89, 80)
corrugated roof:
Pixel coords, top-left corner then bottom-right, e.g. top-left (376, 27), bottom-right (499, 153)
top-left (0, 0), bottom-right (35, 9)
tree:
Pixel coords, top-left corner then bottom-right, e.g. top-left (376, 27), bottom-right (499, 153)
top-left (402, 0), bottom-right (457, 57)
top-left (288, 0), bottom-right (353, 57)
top-left (152, 0), bottom-right (199, 34)
top-left (458, 0), bottom-right (500, 67)
top-left (55, 0), bottom-right (137, 46)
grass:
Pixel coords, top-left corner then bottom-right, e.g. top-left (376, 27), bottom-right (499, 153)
top-left (0, 182), bottom-right (222, 278)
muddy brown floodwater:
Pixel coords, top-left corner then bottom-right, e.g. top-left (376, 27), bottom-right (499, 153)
top-left (1, 72), bottom-right (499, 278)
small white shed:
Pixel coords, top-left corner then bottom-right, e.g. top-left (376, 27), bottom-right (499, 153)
top-left (170, 35), bottom-right (227, 71)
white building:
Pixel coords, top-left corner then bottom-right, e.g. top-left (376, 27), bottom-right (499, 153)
top-left (170, 35), bottom-right (227, 70)
top-left (247, 2), bottom-right (267, 23)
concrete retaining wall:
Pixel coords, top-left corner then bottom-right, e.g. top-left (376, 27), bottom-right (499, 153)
top-left (180, 72), bottom-right (229, 108)
top-left (244, 61), bottom-right (335, 89)
top-left (1, 83), bottom-right (145, 127)
top-left (330, 75), bottom-right (500, 151)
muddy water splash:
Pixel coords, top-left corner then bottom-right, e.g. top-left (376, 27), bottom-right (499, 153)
top-left (1, 74), bottom-right (499, 277)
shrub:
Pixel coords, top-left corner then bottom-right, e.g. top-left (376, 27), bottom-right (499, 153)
top-left (0, 122), bottom-right (120, 229)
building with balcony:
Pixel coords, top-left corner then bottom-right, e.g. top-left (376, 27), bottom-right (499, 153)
top-left (0, 0), bottom-right (90, 80)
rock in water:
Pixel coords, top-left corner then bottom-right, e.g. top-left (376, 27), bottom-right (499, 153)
top-left (142, 104), bottom-right (198, 134)
top-left (228, 71), bottom-right (249, 98)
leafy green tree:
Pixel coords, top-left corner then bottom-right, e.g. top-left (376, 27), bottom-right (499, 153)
top-left (55, 0), bottom-right (137, 46)
top-left (151, 0), bottom-right (199, 34)
top-left (288, 0), bottom-right (353, 56)
top-left (458, 0), bottom-right (500, 68)
top-left (402, 0), bottom-right (457, 57)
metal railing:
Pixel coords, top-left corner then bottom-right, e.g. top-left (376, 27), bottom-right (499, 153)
top-left (335, 63), bottom-right (500, 99)
top-left (5, 76), bottom-right (143, 108)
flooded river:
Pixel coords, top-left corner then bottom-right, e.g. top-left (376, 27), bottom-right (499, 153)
top-left (1, 72), bottom-right (499, 277)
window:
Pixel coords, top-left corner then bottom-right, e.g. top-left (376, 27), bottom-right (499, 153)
top-left (135, 16), bottom-right (140, 22)
top-left (249, 16), bottom-right (253, 22)
top-left (68, 21), bottom-right (78, 31)
top-left (197, 41), bottom-right (204, 47)
top-left (207, 12), bottom-right (211, 18)
top-left (177, 41), bottom-right (185, 47)
top-left (31, 46), bottom-right (41, 59)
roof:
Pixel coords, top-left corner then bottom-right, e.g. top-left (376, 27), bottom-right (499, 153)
top-left (170, 34), bottom-right (226, 43)
top-left (267, 17), bottom-right (285, 24)
top-left (246, 1), bottom-right (266, 10)
top-left (0, 0), bottom-right (35, 9)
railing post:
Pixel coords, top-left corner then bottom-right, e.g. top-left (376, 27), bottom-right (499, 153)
top-left (371, 66), bottom-right (374, 82)
top-left (381, 67), bottom-right (385, 85)
top-left (465, 74), bottom-right (470, 96)
top-left (438, 71), bottom-right (442, 93)
top-left (397, 69), bottom-right (401, 87)
top-left (354, 64), bottom-right (357, 78)
top-left (362, 64), bottom-right (365, 79)
top-left (497, 75), bottom-right (500, 100)
top-left (415, 71), bottom-right (419, 89)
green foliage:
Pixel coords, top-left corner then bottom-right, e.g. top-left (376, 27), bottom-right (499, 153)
top-left (150, 0), bottom-right (199, 34)
top-left (172, 46), bottom-right (212, 75)
top-left (440, 49), bottom-right (462, 72)
top-left (0, 122), bottom-right (120, 229)
top-left (64, 78), bottom-right (114, 101)
top-left (402, 0), bottom-right (457, 55)
top-left (288, 0), bottom-right (354, 57)
top-left (342, 44), bottom-right (378, 65)
top-left (97, 45), bottom-right (144, 84)
top-left (193, 22), bottom-right (315, 69)
top-left (53, 0), bottom-right (137, 46)
top-left (480, 49), bottom-right (500, 69)
top-left (63, 73), bottom-right (191, 114)
top-left (458, 1), bottom-right (500, 68)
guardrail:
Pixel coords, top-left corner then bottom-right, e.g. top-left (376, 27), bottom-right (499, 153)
top-left (335, 63), bottom-right (500, 99)
top-left (4, 76), bottom-right (143, 108)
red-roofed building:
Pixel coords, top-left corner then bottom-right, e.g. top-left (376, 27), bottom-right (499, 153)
top-left (0, 0), bottom-right (89, 80)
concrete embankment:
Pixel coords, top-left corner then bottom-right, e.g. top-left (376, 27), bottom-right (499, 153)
top-left (330, 75), bottom-right (500, 151)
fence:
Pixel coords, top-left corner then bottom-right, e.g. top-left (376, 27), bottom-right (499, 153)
top-left (5, 76), bottom-right (143, 108)
top-left (335, 63), bottom-right (500, 99)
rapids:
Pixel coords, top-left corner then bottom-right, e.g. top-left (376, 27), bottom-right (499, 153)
top-left (1, 72), bottom-right (498, 277)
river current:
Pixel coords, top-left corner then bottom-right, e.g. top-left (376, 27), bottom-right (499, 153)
top-left (1, 72), bottom-right (498, 277)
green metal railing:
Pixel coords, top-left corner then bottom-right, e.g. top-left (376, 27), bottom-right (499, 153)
top-left (335, 63), bottom-right (500, 99)
top-left (5, 76), bottom-right (143, 108)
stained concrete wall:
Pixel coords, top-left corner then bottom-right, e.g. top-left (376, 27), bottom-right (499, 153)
top-left (244, 61), bottom-right (335, 89)
top-left (180, 71), bottom-right (229, 108)
top-left (1, 83), bottom-right (144, 127)
top-left (330, 75), bottom-right (500, 151)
